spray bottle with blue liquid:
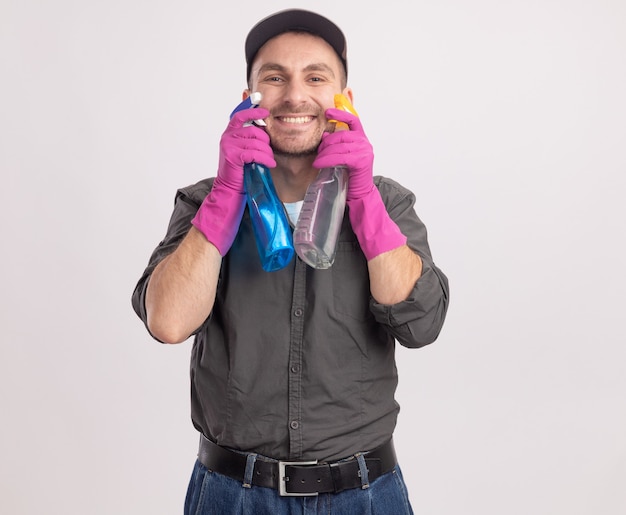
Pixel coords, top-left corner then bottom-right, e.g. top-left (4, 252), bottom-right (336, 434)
top-left (230, 92), bottom-right (294, 272)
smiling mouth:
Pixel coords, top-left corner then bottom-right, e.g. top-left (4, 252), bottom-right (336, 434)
top-left (278, 116), bottom-right (314, 124)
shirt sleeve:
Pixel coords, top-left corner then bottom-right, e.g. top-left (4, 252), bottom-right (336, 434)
top-left (131, 179), bottom-right (212, 337)
top-left (368, 177), bottom-right (450, 348)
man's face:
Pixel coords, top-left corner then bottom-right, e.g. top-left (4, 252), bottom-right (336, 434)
top-left (247, 32), bottom-right (351, 158)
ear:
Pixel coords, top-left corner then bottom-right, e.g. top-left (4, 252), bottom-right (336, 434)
top-left (342, 88), bottom-right (354, 106)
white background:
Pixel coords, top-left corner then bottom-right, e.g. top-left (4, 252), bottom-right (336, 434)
top-left (2, 0), bottom-right (625, 513)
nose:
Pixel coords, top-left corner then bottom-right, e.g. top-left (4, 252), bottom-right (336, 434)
top-left (282, 80), bottom-right (308, 106)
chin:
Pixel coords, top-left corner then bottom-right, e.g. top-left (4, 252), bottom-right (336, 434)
top-left (272, 140), bottom-right (320, 158)
top-left (274, 148), bottom-right (318, 159)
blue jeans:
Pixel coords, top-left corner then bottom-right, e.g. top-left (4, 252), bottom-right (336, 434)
top-left (184, 459), bottom-right (414, 515)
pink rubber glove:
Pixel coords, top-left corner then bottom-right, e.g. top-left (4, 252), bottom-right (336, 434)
top-left (313, 108), bottom-right (407, 260)
top-left (191, 107), bottom-right (276, 255)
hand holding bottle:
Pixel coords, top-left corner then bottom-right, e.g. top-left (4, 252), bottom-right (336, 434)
top-left (313, 108), bottom-right (375, 201)
top-left (191, 105), bottom-right (275, 256)
top-left (314, 102), bottom-right (406, 261)
top-left (224, 93), bottom-right (294, 272)
top-left (294, 95), bottom-right (359, 269)
top-left (217, 106), bottom-right (275, 192)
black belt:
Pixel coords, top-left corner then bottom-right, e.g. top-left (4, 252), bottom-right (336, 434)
top-left (197, 435), bottom-right (397, 496)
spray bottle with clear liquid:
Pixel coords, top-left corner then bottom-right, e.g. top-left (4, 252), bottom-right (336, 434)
top-left (230, 92), bottom-right (294, 272)
top-left (293, 94), bottom-right (358, 269)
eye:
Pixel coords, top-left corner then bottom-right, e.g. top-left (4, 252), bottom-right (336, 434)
top-left (259, 74), bottom-right (284, 83)
top-left (306, 75), bottom-right (329, 84)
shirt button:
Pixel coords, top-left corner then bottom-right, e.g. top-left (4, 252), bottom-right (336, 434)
top-left (290, 364), bottom-right (301, 374)
top-left (294, 308), bottom-right (303, 317)
top-left (290, 420), bottom-right (299, 430)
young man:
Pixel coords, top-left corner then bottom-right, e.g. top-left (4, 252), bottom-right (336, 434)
top-left (132, 9), bottom-right (449, 514)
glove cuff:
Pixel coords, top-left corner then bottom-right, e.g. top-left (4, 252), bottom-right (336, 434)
top-left (191, 181), bottom-right (246, 256)
top-left (347, 188), bottom-right (407, 261)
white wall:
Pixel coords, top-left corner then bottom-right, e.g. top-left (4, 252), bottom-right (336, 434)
top-left (2, 0), bottom-right (624, 513)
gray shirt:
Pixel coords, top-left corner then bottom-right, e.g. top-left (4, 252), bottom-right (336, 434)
top-left (132, 175), bottom-right (449, 461)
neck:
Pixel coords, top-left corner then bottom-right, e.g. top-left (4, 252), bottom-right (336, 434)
top-left (270, 155), bottom-right (319, 202)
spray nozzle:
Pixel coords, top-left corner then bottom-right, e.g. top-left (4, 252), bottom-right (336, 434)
top-left (230, 91), bottom-right (266, 126)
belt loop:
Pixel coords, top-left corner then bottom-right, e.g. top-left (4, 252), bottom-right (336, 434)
top-left (242, 453), bottom-right (258, 488)
top-left (355, 453), bottom-right (370, 489)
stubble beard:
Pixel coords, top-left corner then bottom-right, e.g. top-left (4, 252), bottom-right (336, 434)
top-left (269, 120), bottom-right (336, 159)
top-left (269, 131), bottom-right (321, 159)
top-left (272, 145), bottom-right (318, 159)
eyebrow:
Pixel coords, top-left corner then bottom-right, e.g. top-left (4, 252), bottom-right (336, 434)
top-left (257, 62), bottom-right (336, 78)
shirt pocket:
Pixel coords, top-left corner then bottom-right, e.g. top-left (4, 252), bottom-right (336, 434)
top-left (331, 241), bottom-right (372, 322)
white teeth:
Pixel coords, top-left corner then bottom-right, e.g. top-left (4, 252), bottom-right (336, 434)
top-left (281, 116), bottom-right (311, 124)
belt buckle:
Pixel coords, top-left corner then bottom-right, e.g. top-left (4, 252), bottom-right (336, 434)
top-left (278, 460), bottom-right (319, 496)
